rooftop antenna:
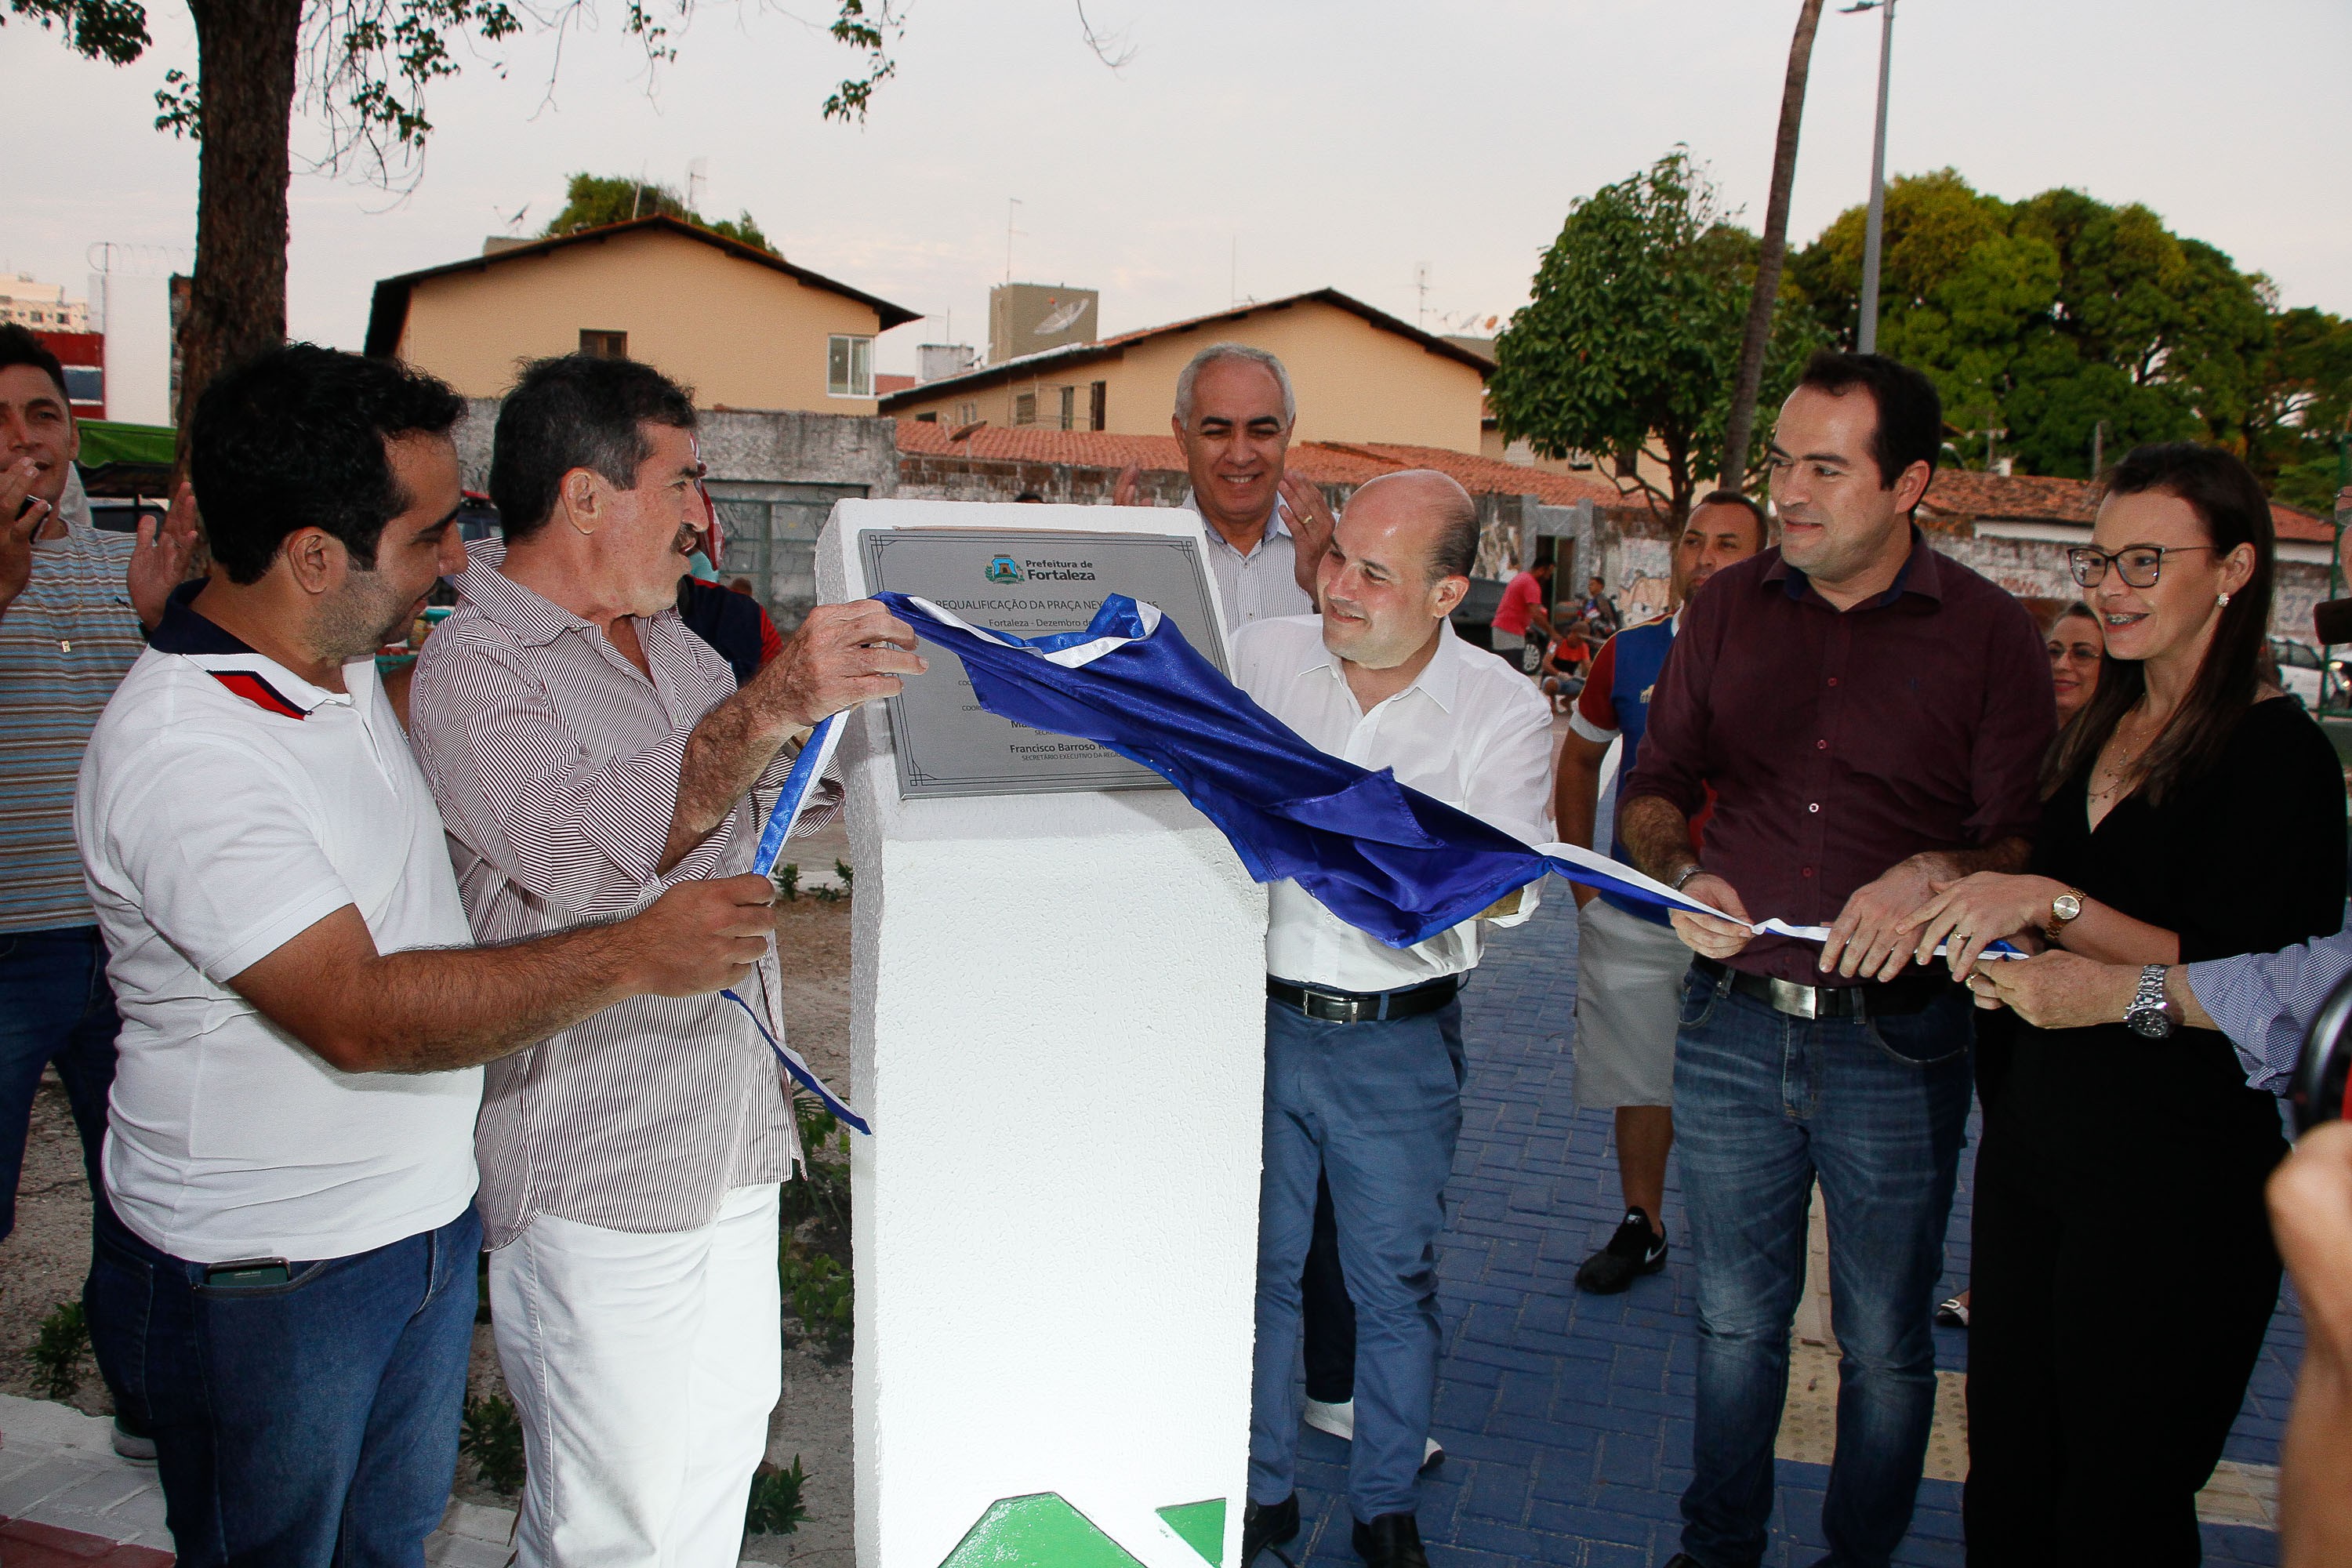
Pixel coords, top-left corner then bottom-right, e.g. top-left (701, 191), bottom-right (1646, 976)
top-left (1414, 262), bottom-right (1432, 329)
top-left (1230, 236), bottom-right (1238, 307)
top-left (686, 158), bottom-right (708, 215)
top-left (1005, 198), bottom-right (1025, 284)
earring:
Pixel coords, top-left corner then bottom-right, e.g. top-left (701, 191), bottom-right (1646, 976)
top-left (2218, 591), bottom-right (2232, 608)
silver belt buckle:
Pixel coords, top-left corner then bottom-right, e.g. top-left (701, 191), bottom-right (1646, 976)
top-left (1767, 977), bottom-right (1820, 1020)
top-left (1302, 986), bottom-right (1367, 1023)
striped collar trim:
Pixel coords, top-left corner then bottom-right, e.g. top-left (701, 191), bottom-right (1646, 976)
top-left (151, 583), bottom-right (347, 718)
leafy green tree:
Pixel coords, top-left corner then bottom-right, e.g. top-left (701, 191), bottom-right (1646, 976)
top-left (8, 0), bottom-right (898, 435)
top-left (1784, 169), bottom-right (2326, 483)
top-left (1491, 150), bottom-right (1817, 523)
top-left (541, 172), bottom-right (775, 254)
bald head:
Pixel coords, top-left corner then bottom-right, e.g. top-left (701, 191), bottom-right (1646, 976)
top-left (1345, 469), bottom-right (1479, 586)
top-left (1317, 469), bottom-right (1479, 671)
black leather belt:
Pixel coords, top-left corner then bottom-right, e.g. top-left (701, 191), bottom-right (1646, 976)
top-left (1267, 975), bottom-right (1461, 1025)
top-left (1692, 956), bottom-right (1948, 1021)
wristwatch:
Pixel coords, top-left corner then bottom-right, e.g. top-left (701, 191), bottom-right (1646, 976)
top-left (2045, 888), bottom-right (2086, 946)
top-left (2125, 964), bottom-right (2176, 1039)
top-left (1671, 864), bottom-right (1704, 893)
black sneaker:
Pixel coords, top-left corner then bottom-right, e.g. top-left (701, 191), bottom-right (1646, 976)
top-left (1575, 1207), bottom-right (1667, 1294)
top-left (1242, 1494), bottom-right (1299, 1566)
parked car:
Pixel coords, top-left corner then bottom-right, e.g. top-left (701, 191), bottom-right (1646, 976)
top-left (1450, 576), bottom-right (1507, 652)
top-left (2268, 637), bottom-right (2341, 711)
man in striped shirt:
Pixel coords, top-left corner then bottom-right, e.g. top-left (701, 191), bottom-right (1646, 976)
top-left (408, 354), bottom-right (920, 1566)
top-left (0, 325), bottom-right (194, 1457)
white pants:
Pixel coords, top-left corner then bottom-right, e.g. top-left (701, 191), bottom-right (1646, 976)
top-left (490, 1184), bottom-right (783, 1568)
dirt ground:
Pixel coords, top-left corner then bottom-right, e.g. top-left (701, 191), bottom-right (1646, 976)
top-left (0, 840), bottom-right (860, 1559)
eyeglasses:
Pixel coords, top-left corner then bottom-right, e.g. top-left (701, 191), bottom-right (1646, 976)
top-left (2066, 543), bottom-right (2216, 590)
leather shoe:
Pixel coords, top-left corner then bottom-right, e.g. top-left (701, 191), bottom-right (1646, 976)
top-left (1241, 1494), bottom-right (1299, 1565)
top-left (1350, 1512), bottom-right (1428, 1568)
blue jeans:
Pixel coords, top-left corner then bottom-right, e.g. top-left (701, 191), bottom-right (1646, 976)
top-left (86, 1200), bottom-right (481, 1568)
top-left (1250, 996), bottom-right (1465, 1522)
top-left (1671, 970), bottom-right (1971, 1568)
top-left (0, 924), bottom-right (122, 1239)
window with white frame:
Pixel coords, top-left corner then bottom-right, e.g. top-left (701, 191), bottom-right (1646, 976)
top-left (827, 335), bottom-right (875, 397)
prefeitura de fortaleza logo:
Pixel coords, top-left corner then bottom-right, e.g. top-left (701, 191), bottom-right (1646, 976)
top-left (985, 556), bottom-right (1023, 584)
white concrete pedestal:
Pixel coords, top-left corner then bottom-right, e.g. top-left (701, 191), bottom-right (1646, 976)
top-left (815, 501), bottom-right (1268, 1568)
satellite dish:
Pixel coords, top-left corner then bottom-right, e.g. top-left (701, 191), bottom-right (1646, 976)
top-left (1033, 298), bottom-right (1091, 336)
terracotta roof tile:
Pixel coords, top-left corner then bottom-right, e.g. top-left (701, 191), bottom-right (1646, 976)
top-left (1920, 468), bottom-right (2328, 543)
top-left (895, 423), bottom-right (1624, 506)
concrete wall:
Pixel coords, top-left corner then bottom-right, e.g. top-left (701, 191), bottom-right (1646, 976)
top-left (398, 229), bottom-right (893, 413)
top-left (892, 297), bottom-right (1489, 453)
top-left (452, 397), bottom-right (898, 497)
top-left (818, 499), bottom-right (1266, 1568)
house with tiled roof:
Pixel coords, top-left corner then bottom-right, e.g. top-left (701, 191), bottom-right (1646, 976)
top-left (365, 215), bottom-right (920, 415)
top-left (1919, 469), bottom-right (2334, 644)
top-left (880, 289), bottom-right (1494, 453)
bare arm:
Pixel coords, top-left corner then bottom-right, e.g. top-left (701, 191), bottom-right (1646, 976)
top-left (1963, 950), bottom-right (2217, 1032)
top-left (657, 598), bottom-right (924, 874)
top-left (1619, 792), bottom-right (1754, 958)
top-left (2269, 1121), bottom-right (2352, 1567)
top-left (1553, 730), bottom-right (1610, 909)
top-left (230, 873), bottom-right (779, 1075)
top-left (1900, 869), bottom-right (2176, 982)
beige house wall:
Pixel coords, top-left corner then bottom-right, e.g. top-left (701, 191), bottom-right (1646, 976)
top-left (393, 229), bottom-right (890, 413)
top-left (893, 298), bottom-right (1487, 452)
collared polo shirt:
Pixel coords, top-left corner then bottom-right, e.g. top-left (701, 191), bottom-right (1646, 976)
top-left (74, 583), bottom-right (481, 1262)
top-left (2, 470), bottom-right (144, 931)
top-left (1621, 529), bottom-right (2055, 984)
top-left (1233, 613), bottom-right (1554, 993)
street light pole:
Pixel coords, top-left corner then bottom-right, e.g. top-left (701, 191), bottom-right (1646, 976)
top-left (1845, 0), bottom-right (1896, 353)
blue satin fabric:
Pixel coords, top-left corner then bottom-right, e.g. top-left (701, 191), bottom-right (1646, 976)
top-left (877, 593), bottom-right (1569, 949)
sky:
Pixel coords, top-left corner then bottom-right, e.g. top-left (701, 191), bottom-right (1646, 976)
top-left (9, 0), bottom-right (2350, 377)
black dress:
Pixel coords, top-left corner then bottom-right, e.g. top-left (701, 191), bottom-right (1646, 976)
top-left (1964, 696), bottom-right (2347, 1565)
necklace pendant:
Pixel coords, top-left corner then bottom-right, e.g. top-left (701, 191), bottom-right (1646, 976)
top-left (58, 638), bottom-right (70, 653)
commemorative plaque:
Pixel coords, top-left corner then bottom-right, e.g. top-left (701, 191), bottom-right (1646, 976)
top-left (859, 527), bottom-right (1229, 800)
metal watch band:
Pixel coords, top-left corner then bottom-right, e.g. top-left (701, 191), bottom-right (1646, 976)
top-left (1671, 863), bottom-right (1704, 892)
top-left (2125, 963), bottom-right (2174, 1039)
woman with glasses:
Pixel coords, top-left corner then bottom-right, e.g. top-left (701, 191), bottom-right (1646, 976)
top-left (1899, 444), bottom-right (2345, 1563)
top-left (2045, 600), bottom-right (2104, 724)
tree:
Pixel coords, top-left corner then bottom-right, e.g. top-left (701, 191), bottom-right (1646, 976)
top-left (542, 172), bottom-right (776, 254)
top-left (9, 0), bottom-right (901, 437)
top-left (1490, 150), bottom-right (1817, 524)
top-left (1719, 0), bottom-right (1824, 495)
top-left (1784, 170), bottom-right (2302, 480)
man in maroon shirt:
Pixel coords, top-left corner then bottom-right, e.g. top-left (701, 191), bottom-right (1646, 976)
top-left (1620, 352), bottom-right (2053, 1568)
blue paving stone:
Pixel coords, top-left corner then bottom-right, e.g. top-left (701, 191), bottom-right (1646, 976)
top-left (1270, 891), bottom-right (2293, 1565)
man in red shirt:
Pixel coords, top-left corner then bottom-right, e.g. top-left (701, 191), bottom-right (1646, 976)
top-left (1490, 558), bottom-right (1554, 673)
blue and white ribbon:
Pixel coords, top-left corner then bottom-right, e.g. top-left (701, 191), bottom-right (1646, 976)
top-left (724, 713), bottom-right (871, 1136)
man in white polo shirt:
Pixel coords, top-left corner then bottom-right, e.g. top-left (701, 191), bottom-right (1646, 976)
top-left (75, 345), bottom-right (789, 1568)
top-left (1232, 470), bottom-right (1552, 1568)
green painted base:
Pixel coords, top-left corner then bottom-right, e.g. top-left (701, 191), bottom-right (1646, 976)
top-left (936, 1493), bottom-right (1145, 1568)
top-left (1154, 1499), bottom-right (1227, 1566)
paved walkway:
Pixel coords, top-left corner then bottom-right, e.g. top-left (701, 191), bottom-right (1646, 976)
top-left (1277, 891), bottom-right (2298, 1566)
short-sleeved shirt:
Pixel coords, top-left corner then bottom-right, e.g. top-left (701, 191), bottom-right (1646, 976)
top-left (2, 477), bottom-right (143, 932)
top-left (1571, 615), bottom-right (1707, 926)
top-left (1491, 572), bottom-right (1544, 640)
top-left (1620, 531), bottom-right (2055, 983)
top-left (74, 584), bottom-right (481, 1263)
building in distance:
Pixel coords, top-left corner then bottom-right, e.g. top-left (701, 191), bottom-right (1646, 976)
top-left (884, 288), bottom-right (1494, 454)
top-left (364, 215), bottom-right (920, 415)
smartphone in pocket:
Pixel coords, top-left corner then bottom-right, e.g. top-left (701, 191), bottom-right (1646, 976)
top-left (202, 1258), bottom-right (292, 1289)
